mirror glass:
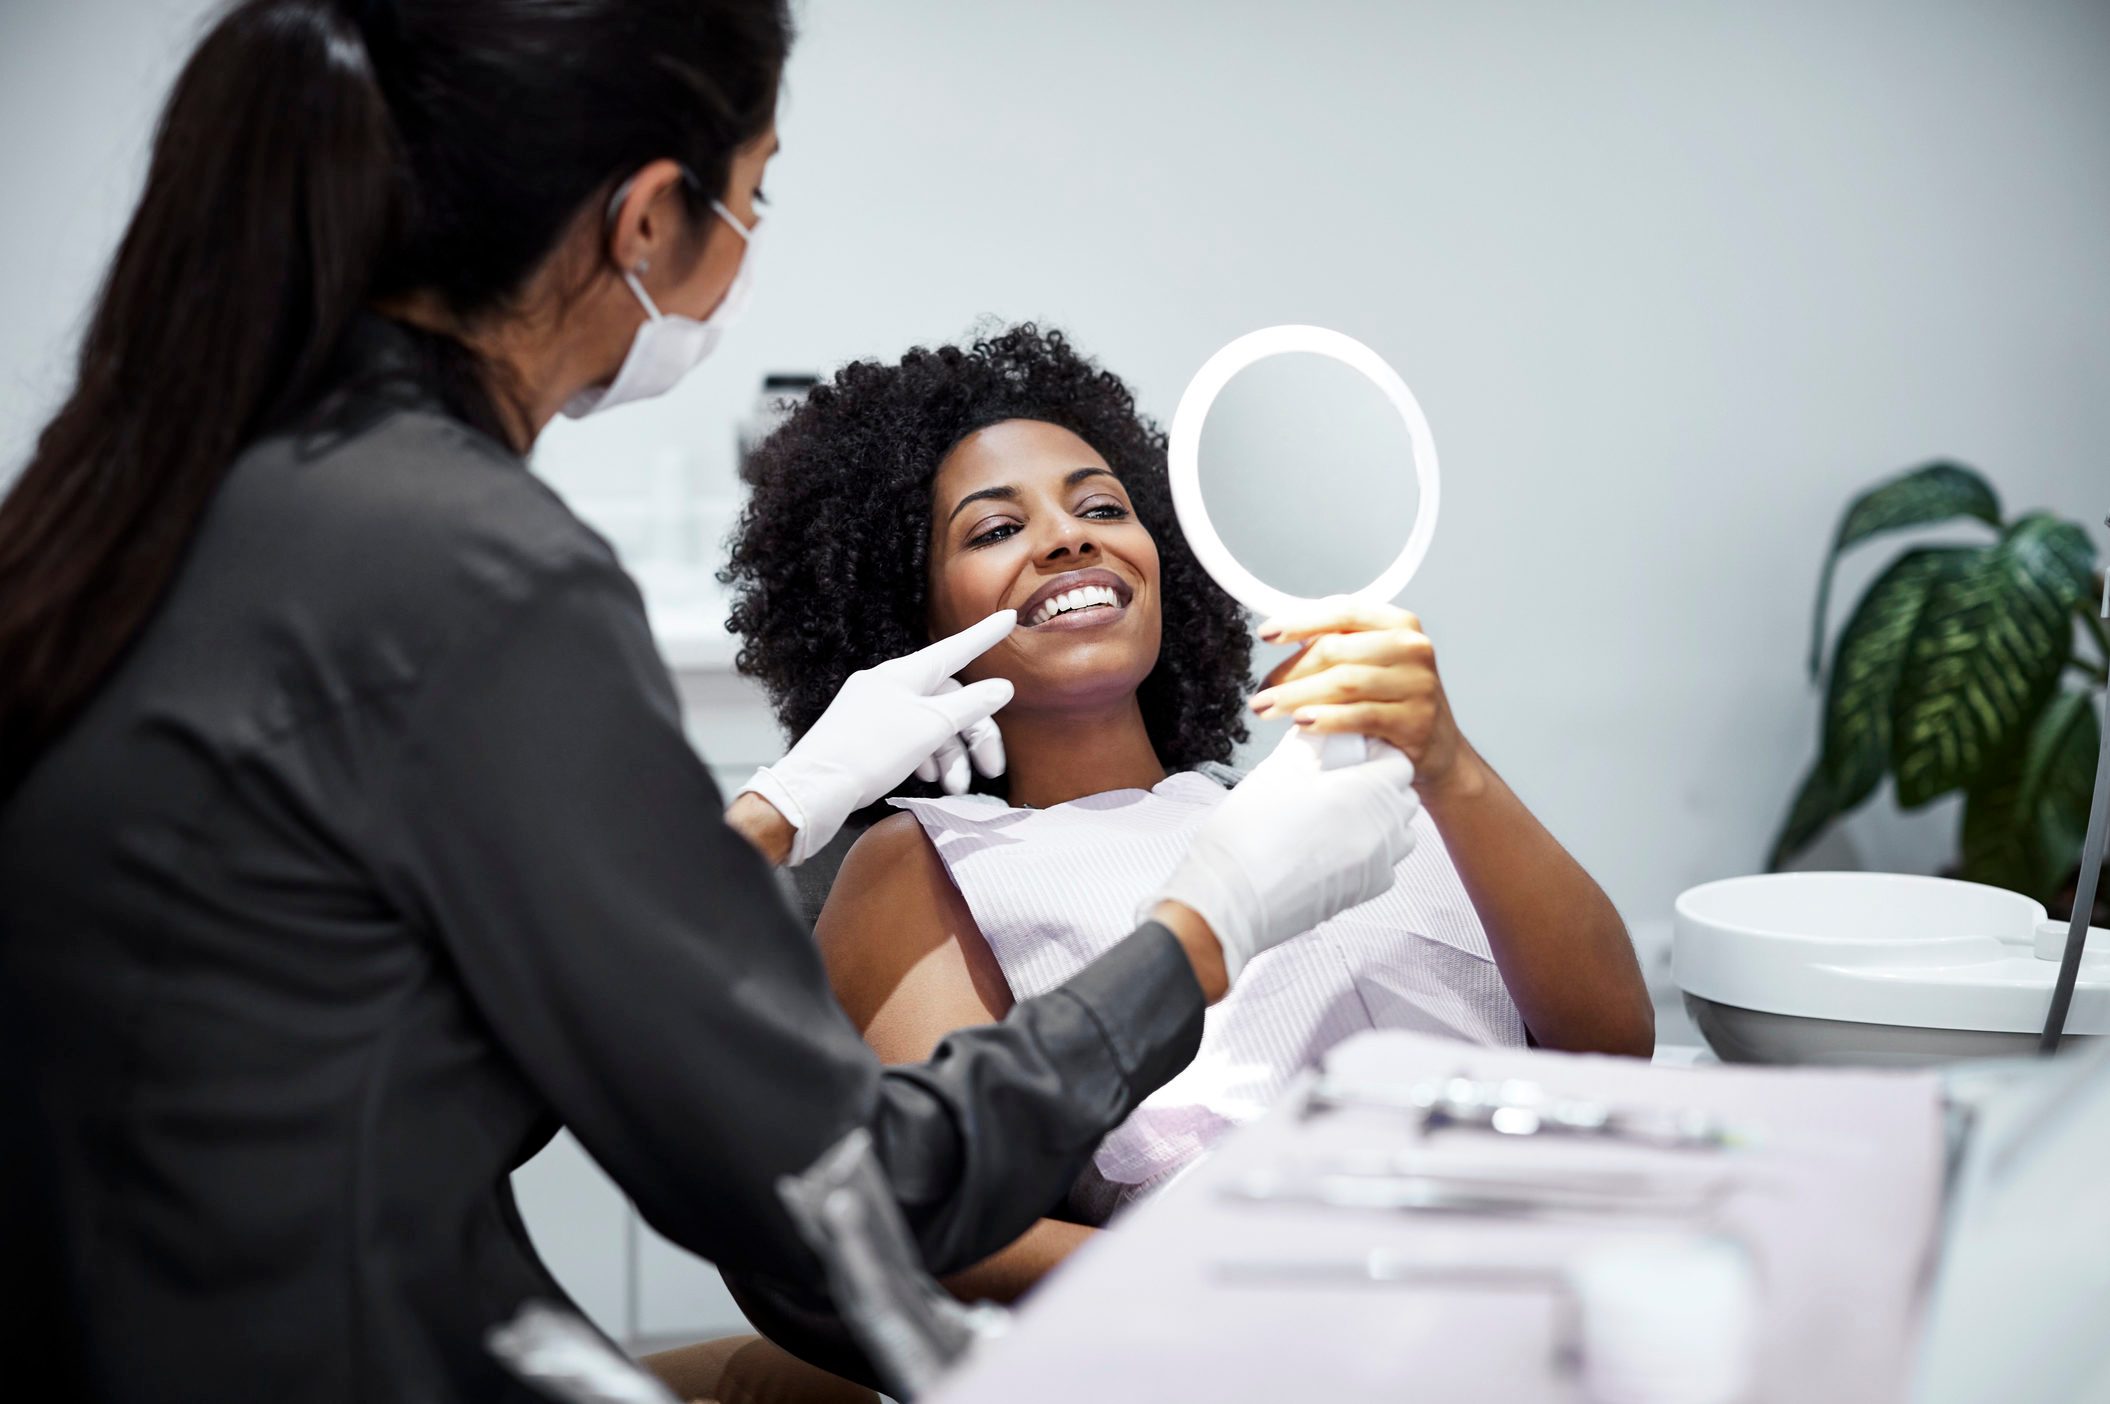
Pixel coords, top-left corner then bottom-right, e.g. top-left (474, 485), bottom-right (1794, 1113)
top-left (1193, 351), bottom-right (1425, 604)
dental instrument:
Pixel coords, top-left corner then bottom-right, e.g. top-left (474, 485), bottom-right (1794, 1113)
top-left (1298, 1072), bottom-right (1750, 1151)
top-left (1222, 1165), bottom-right (1728, 1222)
top-left (2038, 518), bottom-right (2110, 1054)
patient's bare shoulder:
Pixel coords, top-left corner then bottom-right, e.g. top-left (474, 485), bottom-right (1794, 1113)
top-left (815, 812), bottom-right (1015, 1062)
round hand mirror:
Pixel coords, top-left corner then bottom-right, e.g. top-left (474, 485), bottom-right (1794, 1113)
top-left (1167, 325), bottom-right (1441, 767)
top-left (1168, 325), bottom-right (1439, 622)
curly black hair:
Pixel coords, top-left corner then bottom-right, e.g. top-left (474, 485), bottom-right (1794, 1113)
top-left (721, 323), bottom-right (1251, 801)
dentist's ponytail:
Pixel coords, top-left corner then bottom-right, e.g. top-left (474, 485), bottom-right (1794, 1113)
top-left (0, 0), bottom-right (397, 791)
top-left (0, 0), bottom-right (792, 792)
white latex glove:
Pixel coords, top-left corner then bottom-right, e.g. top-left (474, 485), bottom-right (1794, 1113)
top-left (740, 610), bottom-right (1017, 866)
top-left (1148, 731), bottom-right (1420, 983)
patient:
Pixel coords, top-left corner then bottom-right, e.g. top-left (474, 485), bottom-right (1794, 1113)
top-left (723, 325), bottom-right (1653, 1302)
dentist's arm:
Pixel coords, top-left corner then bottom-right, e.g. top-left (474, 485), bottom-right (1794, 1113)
top-left (1251, 599), bottom-right (1655, 1057)
top-left (725, 791), bottom-right (798, 864)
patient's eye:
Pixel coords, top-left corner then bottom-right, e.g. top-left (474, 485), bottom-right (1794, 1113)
top-left (1080, 497), bottom-right (1129, 520)
top-left (966, 520), bottom-right (1021, 548)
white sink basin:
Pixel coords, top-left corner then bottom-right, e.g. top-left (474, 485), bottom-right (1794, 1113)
top-left (1673, 872), bottom-right (2107, 1066)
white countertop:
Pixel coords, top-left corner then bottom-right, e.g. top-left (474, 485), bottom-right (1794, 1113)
top-left (930, 1030), bottom-right (1944, 1404)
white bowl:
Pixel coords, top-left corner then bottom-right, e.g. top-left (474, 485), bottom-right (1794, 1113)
top-left (1673, 872), bottom-right (2105, 1066)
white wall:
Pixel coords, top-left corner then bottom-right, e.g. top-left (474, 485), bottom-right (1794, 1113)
top-left (703, 0), bottom-right (2110, 926)
top-left (13, 0), bottom-right (2103, 920)
top-left (6, 0), bottom-right (2110, 1339)
top-left (0, 0), bottom-right (213, 471)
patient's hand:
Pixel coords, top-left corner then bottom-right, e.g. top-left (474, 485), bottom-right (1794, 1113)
top-left (1247, 598), bottom-right (1479, 798)
top-left (1251, 602), bottom-right (1655, 1058)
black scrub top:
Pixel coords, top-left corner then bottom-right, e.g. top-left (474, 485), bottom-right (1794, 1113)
top-left (0, 318), bottom-right (1205, 1404)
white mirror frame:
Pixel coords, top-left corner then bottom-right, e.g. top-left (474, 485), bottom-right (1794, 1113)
top-left (1167, 324), bottom-right (1440, 622)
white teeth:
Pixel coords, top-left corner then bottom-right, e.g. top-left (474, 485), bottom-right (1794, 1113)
top-left (1028, 583), bottom-right (1122, 626)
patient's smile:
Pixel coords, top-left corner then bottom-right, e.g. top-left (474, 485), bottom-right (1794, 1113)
top-left (1028, 586), bottom-right (1121, 627)
top-left (1019, 568), bottom-right (1134, 630)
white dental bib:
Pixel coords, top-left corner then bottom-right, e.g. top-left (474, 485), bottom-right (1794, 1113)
top-left (892, 771), bottom-right (1523, 1211)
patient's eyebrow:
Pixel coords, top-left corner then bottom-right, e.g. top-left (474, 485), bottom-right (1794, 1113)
top-left (946, 468), bottom-right (1121, 525)
top-left (947, 484), bottom-right (1018, 524)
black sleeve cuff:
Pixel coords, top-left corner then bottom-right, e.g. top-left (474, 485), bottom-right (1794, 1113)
top-left (1048, 920), bottom-right (1207, 1107)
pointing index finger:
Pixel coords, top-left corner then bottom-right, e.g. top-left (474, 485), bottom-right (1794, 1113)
top-left (902, 609), bottom-right (1018, 686)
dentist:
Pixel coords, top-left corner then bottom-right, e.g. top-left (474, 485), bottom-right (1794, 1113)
top-left (0, 3), bottom-right (1422, 1402)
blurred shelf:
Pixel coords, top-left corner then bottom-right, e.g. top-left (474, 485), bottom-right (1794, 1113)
top-left (651, 612), bottom-right (744, 674)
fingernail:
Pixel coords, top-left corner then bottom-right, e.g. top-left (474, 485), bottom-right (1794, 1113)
top-left (1292, 711), bottom-right (1316, 727)
top-left (1257, 622), bottom-right (1282, 641)
top-left (1249, 691), bottom-right (1275, 711)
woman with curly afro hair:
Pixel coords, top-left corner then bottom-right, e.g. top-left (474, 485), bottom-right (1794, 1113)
top-left (726, 324), bottom-right (1251, 787)
top-left (723, 324), bottom-right (1652, 1302)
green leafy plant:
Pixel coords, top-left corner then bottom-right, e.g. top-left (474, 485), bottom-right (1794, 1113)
top-left (1772, 461), bottom-right (2107, 905)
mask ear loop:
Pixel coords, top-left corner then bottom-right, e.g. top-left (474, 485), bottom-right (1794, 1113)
top-left (601, 165), bottom-right (708, 321)
top-left (709, 200), bottom-right (758, 242)
top-left (620, 263), bottom-right (664, 322)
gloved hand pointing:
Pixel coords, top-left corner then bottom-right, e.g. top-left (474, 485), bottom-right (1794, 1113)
top-left (740, 610), bottom-right (1017, 866)
top-left (1149, 730), bottom-right (1421, 983)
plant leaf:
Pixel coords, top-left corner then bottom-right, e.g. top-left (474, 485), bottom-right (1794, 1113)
top-left (2004, 511), bottom-right (2099, 611)
top-left (1818, 547), bottom-right (1962, 810)
top-left (1960, 690), bottom-right (2101, 898)
top-left (1961, 768), bottom-right (2035, 897)
top-left (2030, 692), bottom-right (2102, 872)
top-left (1891, 516), bottom-right (2084, 807)
top-left (1808, 462), bottom-right (2001, 678)
top-left (1768, 762), bottom-right (1838, 870)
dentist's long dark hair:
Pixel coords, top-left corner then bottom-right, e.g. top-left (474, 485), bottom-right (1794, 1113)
top-left (0, 0), bottom-right (789, 794)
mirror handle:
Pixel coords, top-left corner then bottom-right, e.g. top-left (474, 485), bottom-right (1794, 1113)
top-left (1291, 729), bottom-right (1369, 771)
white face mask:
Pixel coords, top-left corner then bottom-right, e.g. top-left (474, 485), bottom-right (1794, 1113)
top-left (561, 199), bottom-right (759, 419)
